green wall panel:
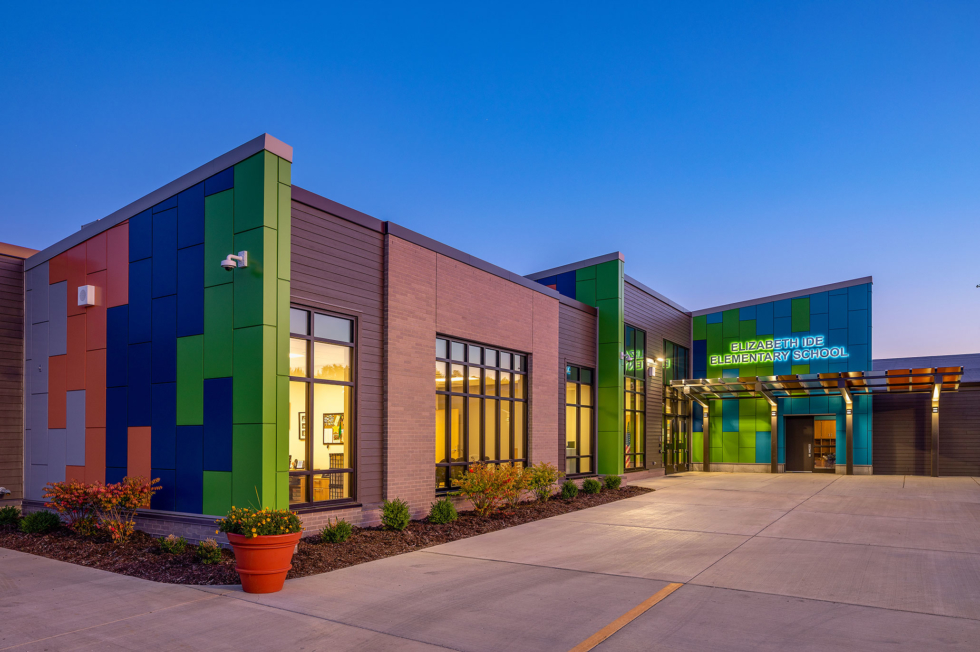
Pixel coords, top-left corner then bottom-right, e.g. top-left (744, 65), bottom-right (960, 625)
top-left (234, 151), bottom-right (279, 233)
top-left (202, 471), bottom-right (232, 516)
top-left (722, 310), bottom-right (739, 337)
top-left (232, 424), bottom-right (263, 508)
top-left (204, 190), bottom-right (234, 288)
top-left (596, 298), bottom-right (622, 345)
top-left (276, 375), bottom-right (289, 472)
top-left (276, 279), bottom-right (290, 377)
top-left (710, 447), bottom-right (723, 463)
top-left (692, 432), bottom-right (703, 463)
top-left (596, 260), bottom-right (622, 300)
top-left (278, 156), bottom-right (291, 185)
top-left (575, 265), bottom-right (596, 281)
top-left (739, 319), bottom-right (756, 341)
top-left (722, 432), bottom-right (738, 463)
top-left (693, 315), bottom-right (707, 340)
top-left (791, 297), bottom-right (810, 332)
top-left (233, 226), bottom-right (278, 329)
top-left (575, 279), bottom-right (596, 307)
top-left (792, 364), bottom-right (810, 375)
top-left (204, 284), bottom-right (234, 379)
top-left (176, 335), bottom-right (204, 425)
top-left (276, 471), bottom-right (289, 510)
top-left (233, 325), bottom-right (277, 425)
top-left (594, 259), bottom-right (624, 476)
top-left (738, 430), bottom-right (755, 448)
top-left (277, 181), bottom-right (291, 282)
top-left (738, 447), bottom-right (755, 464)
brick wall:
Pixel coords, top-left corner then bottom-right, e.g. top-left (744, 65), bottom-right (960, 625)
top-left (385, 235), bottom-right (560, 517)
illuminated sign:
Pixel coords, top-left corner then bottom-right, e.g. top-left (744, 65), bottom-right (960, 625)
top-left (709, 336), bottom-right (848, 366)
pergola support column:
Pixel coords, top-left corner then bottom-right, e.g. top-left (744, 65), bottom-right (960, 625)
top-left (692, 395), bottom-right (710, 472)
top-left (840, 382), bottom-right (854, 475)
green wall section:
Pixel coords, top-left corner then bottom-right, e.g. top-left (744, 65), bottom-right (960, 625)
top-left (571, 260), bottom-right (626, 475)
top-left (196, 150), bottom-right (291, 513)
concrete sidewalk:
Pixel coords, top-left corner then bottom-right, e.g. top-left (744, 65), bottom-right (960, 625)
top-left (3, 473), bottom-right (980, 650)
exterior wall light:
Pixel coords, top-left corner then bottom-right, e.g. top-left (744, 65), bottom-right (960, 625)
top-left (77, 285), bottom-right (99, 307)
top-left (221, 251), bottom-right (248, 270)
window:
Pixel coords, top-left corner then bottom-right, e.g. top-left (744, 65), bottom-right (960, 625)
top-left (625, 325), bottom-right (646, 470)
top-left (662, 340), bottom-right (689, 385)
top-left (565, 365), bottom-right (594, 475)
top-left (436, 338), bottom-right (527, 491)
top-left (288, 307), bottom-right (355, 506)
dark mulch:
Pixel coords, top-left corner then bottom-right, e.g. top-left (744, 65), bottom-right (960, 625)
top-left (0, 485), bottom-right (652, 585)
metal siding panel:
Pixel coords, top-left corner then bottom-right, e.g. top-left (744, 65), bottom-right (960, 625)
top-left (48, 429), bottom-right (67, 483)
top-left (105, 387), bottom-right (128, 468)
top-left (66, 390), bottom-right (86, 465)
top-left (151, 208), bottom-right (178, 298)
top-left (129, 209), bottom-right (153, 262)
top-left (48, 281), bottom-right (68, 356)
top-left (127, 343), bottom-right (151, 426)
top-left (106, 306), bottom-right (129, 387)
top-left (203, 377), bottom-right (233, 472)
top-left (151, 382), bottom-right (177, 470)
top-left (150, 468), bottom-right (176, 511)
top-left (31, 262), bottom-right (49, 323)
top-left (31, 321), bottom-right (48, 392)
top-left (177, 182), bottom-right (206, 249)
top-left (128, 259), bottom-right (152, 343)
top-left (176, 244), bottom-right (205, 337)
top-left (151, 295), bottom-right (177, 384)
top-left (30, 393), bottom-right (48, 464)
top-left (175, 425), bottom-right (203, 513)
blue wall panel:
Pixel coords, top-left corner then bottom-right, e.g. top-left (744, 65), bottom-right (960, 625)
top-left (150, 469), bottom-right (176, 511)
top-left (706, 312), bottom-right (722, 324)
top-left (203, 377), bottom-right (233, 472)
top-left (177, 182), bottom-right (205, 249)
top-left (755, 431), bottom-right (771, 463)
top-left (556, 271), bottom-right (576, 299)
top-left (153, 195), bottom-right (178, 213)
top-left (177, 244), bottom-right (205, 337)
top-left (129, 209), bottom-right (153, 262)
top-left (204, 167), bottom-right (234, 196)
top-left (722, 400), bottom-right (739, 432)
top-left (151, 208), bottom-right (178, 298)
top-left (105, 467), bottom-right (127, 485)
top-left (106, 387), bottom-right (128, 468)
top-left (809, 291), bottom-right (828, 314)
top-left (151, 295), bottom-right (177, 384)
top-left (175, 426), bottom-right (204, 513)
top-left (773, 299), bottom-right (791, 318)
top-left (738, 305), bottom-right (756, 321)
top-left (692, 339), bottom-right (707, 378)
top-left (755, 302), bottom-right (773, 335)
top-left (128, 259), bottom-right (152, 344)
top-left (107, 306), bottom-right (128, 388)
top-left (151, 382), bottom-right (177, 470)
top-left (127, 343), bottom-right (151, 427)
top-left (773, 316), bottom-right (791, 337)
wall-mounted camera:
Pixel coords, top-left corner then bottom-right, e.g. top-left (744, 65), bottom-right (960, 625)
top-left (220, 251), bottom-right (248, 271)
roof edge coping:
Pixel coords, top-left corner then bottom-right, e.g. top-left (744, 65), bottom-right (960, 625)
top-left (525, 252), bottom-right (625, 281)
top-left (691, 276), bottom-right (873, 317)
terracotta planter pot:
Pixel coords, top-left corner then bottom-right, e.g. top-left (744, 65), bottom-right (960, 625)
top-left (226, 531), bottom-right (303, 594)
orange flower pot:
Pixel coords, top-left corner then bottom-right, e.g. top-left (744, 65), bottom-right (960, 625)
top-left (226, 531), bottom-right (303, 594)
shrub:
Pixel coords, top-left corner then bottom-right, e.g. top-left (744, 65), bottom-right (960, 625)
top-left (43, 479), bottom-right (95, 529)
top-left (455, 463), bottom-right (509, 516)
top-left (217, 507), bottom-right (302, 539)
top-left (196, 538), bottom-right (223, 565)
top-left (20, 510), bottom-right (61, 534)
top-left (527, 462), bottom-right (562, 502)
top-left (0, 505), bottom-right (20, 526)
top-left (428, 497), bottom-right (458, 524)
top-left (500, 464), bottom-right (530, 509)
top-left (582, 478), bottom-right (602, 494)
top-left (159, 534), bottom-right (188, 554)
top-left (604, 475), bottom-right (622, 491)
top-left (381, 498), bottom-right (411, 531)
top-left (560, 479), bottom-right (579, 500)
top-left (320, 518), bottom-right (353, 543)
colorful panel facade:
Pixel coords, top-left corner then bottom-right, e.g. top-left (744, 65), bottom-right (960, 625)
top-left (23, 149), bottom-right (291, 515)
top-left (691, 282), bottom-right (873, 468)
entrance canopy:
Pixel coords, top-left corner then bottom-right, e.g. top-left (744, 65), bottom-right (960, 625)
top-left (669, 367), bottom-right (964, 477)
top-left (670, 367), bottom-right (964, 404)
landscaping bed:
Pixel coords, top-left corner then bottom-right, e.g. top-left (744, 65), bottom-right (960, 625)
top-left (0, 485), bottom-right (651, 585)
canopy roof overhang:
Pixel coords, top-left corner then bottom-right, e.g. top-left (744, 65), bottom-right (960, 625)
top-left (670, 367), bottom-right (964, 407)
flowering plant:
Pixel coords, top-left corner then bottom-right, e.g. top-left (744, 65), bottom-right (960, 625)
top-left (527, 462), bottom-right (563, 502)
top-left (43, 476), bottom-right (159, 542)
top-left (216, 507), bottom-right (302, 539)
top-left (454, 463), bottom-right (511, 516)
top-left (43, 479), bottom-right (94, 528)
top-left (499, 464), bottom-right (530, 509)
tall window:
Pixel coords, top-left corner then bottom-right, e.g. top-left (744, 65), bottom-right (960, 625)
top-left (624, 324), bottom-right (646, 470)
top-left (565, 365), bottom-right (594, 476)
top-left (662, 340), bottom-right (689, 385)
top-left (288, 307), bottom-right (355, 506)
top-left (436, 338), bottom-right (527, 491)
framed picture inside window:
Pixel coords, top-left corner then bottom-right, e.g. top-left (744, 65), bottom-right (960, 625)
top-left (323, 413), bottom-right (344, 444)
top-left (299, 412), bottom-right (307, 440)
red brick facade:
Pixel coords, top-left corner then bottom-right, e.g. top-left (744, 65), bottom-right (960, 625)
top-left (385, 236), bottom-right (561, 516)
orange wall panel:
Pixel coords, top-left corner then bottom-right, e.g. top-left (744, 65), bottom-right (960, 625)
top-left (85, 270), bottom-right (107, 350)
top-left (86, 231), bottom-right (107, 274)
top-left (106, 222), bottom-right (129, 307)
top-left (66, 314), bottom-right (87, 390)
top-left (48, 355), bottom-right (67, 429)
top-left (49, 251), bottom-right (69, 285)
top-left (85, 349), bottom-right (106, 428)
top-left (66, 466), bottom-right (86, 483)
top-left (66, 242), bottom-right (87, 317)
top-left (84, 428), bottom-right (106, 484)
top-left (127, 427), bottom-right (152, 481)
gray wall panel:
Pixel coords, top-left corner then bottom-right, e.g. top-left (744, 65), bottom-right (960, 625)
top-left (25, 289), bottom-right (31, 360)
top-left (29, 394), bottom-right (47, 465)
top-left (28, 465), bottom-right (47, 500)
top-left (24, 372), bottom-right (31, 430)
top-left (31, 321), bottom-right (48, 392)
top-left (48, 429), bottom-right (67, 483)
top-left (48, 281), bottom-right (68, 356)
top-left (30, 262), bottom-right (49, 324)
top-left (66, 390), bottom-right (86, 466)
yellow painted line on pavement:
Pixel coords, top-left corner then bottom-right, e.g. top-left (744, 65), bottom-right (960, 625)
top-left (569, 582), bottom-right (684, 652)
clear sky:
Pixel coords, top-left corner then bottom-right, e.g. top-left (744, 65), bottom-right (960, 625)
top-left (2, 1), bottom-right (977, 358)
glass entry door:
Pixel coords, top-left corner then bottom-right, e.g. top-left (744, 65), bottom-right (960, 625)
top-left (662, 389), bottom-right (689, 474)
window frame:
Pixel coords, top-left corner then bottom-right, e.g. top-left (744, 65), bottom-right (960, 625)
top-left (564, 364), bottom-right (596, 477)
top-left (624, 323), bottom-right (647, 471)
top-left (435, 336), bottom-right (529, 493)
top-left (288, 305), bottom-right (357, 508)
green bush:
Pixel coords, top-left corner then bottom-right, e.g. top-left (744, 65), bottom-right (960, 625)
top-left (159, 534), bottom-right (188, 554)
top-left (320, 518), bottom-right (353, 543)
top-left (381, 498), bottom-right (411, 531)
top-left (604, 475), bottom-right (622, 491)
top-left (560, 479), bottom-right (579, 500)
top-left (196, 538), bottom-right (223, 565)
top-left (217, 507), bottom-right (302, 538)
top-left (527, 462), bottom-right (562, 502)
top-left (428, 497), bottom-right (458, 524)
top-left (0, 505), bottom-right (20, 526)
top-left (20, 510), bottom-right (61, 534)
top-left (582, 478), bottom-right (602, 494)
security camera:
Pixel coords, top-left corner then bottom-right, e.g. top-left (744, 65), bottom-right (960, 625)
top-left (220, 251), bottom-right (248, 271)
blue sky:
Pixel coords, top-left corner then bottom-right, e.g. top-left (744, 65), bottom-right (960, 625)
top-left (2, 1), bottom-right (977, 358)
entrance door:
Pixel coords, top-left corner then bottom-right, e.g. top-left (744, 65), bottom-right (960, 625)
top-left (785, 417), bottom-right (814, 472)
top-left (662, 415), bottom-right (689, 474)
